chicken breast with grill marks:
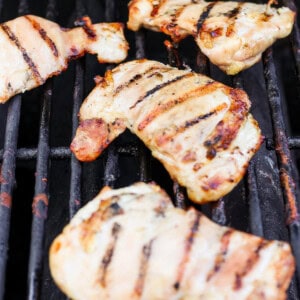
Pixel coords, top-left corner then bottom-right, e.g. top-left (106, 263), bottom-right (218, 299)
top-left (0, 15), bottom-right (128, 103)
top-left (50, 182), bottom-right (295, 300)
top-left (127, 0), bottom-right (295, 74)
top-left (71, 59), bottom-right (262, 204)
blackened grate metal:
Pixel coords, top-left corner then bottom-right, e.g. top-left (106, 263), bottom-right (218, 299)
top-left (0, 0), bottom-right (299, 299)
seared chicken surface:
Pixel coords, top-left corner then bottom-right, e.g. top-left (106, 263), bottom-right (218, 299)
top-left (50, 182), bottom-right (295, 300)
top-left (71, 60), bottom-right (262, 203)
top-left (0, 15), bottom-right (128, 103)
top-left (128, 0), bottom-right (295, 74)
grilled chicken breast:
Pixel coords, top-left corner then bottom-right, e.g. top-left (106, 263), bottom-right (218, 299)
top-left (0, 15), bottom-right (128, 103)
top-left (127, 0), bottom-right (295, 74)
top-left (50, 182), bottom-right (295, 300)
top-left (71, 60), bottom-right (262, 203)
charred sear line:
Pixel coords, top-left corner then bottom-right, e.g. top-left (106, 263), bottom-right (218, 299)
top-left (184, 110), bottom-right (216, 129)
top-left (137, 80), bottom-right (217, 131)
top-left (75, 16), bottom-right (97, 40)
top-left (206, 229), bottom-right (233, 281)
top-left (234, 240), bottom-right (269, 290)
top-left (130, 73), bottom-right (192, 109)
top-left (225, 3), bottom-right (244, 37)
top-left (99, 223), bottom-right (122, 287)
top-left (156, 102), bottom-right (227, 146)
top-left (174, 212), bottom-right (202, 291)
top-left (1, 23), bottom-right (43, 84)
top-left (196, 2), bottom-right (216, 33)
top-left (102, 202), bottom-right (124, 220)
top-left (113, 66), bottom-right (167, 96)
top-left (25, 16), bottom-right (59, 57)
top-left (134, 239), bottom-right (155, 297)
top-left (223, 3), bottom-right (243, 18)
top-left (203, 89), bottom-right (249, 159)
top-left (114, 73), bottom-right (142, 96)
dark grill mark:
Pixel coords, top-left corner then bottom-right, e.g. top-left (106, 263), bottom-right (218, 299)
top-left (113, 66), bottom-right (168, 97)
top-left (134, 239), bottom-right (154, 297)
top-left (25, 16), bottom-right (59, 58)
top-left (173, 211), bottom-right (202, 290)
top-left (155, 102), bottom-right (227, 146)
top-left (1, 23), bottom-right (43, 85)
top-left (184, 110), bottom-right (216, 128)
top-left (99, 223), bottom-right (122, 287)
top-left (137, 80), bottom-right (218, 131)
top-left (206, 229), bottom-right (233, 281)
top-left (74, 16), bottom-right (97, 40)
top-left (225, 3), bottom-right (244, 37)
top-left (203, 88), bottom-right (249, 159)
top-left (234, 240), bottom-right (269, 290)
top-left (130, 73), bottom-right (192, 109)
top-left (102, 202), bottom-right (124, 220)
top-left (223, 3), bottom-right (242, 18)
top-left (196, 2), bottom-right (216, 33)
top-left (114, 73), bottom-right (142, 95)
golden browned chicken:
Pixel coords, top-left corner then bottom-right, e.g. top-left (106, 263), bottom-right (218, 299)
top-left (0, 15), bottom-right (128, 103)
top-left (127, 0), bottom-right (295, 74)
top-left (71, 59), bottom-right (262, 204)
top-left (50, 182), bottom-right (295, 300)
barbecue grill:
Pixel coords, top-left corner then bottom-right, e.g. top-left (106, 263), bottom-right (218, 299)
top-left (0, 0), bottom-right (299, 299)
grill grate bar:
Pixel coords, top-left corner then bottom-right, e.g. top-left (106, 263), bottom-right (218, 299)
top-left (0, 1), bottom-right (30, 295)
top-left (102, 0), bottom-right (119, 188)
top-left (69, 60), bottom-right (84, 218)
top-left (68, 0), bottom-right (88, 219)
top-left (232, 74), bottom-right (264, 236)
top-left (27, 80), bottom-right (52, 300)
top-left (27, 1), bottom-right (58, 296)
top-left (134, 29), bottom-right (153, 182)
top-left (263, 47), bottom-right (300, 284)
top-left (246, 160), bottom-right (264, 237)
top-left (0, 95), bottom-right (21, 300)
top-left (5, 135), bottom-right (300, 163)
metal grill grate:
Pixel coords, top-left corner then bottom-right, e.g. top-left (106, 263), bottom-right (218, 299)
top-left (0, 0), bottom-right (299, 299)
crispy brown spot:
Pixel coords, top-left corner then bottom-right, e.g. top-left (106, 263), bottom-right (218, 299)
top-left (25, 16), bottom-right (59, 57)
top-left (204, 88), bottom-right (250, 159)
top-left (52, 240), bottom-right (61, 253)
top-left (32, 193), bottom-right (49, 218)
top-left (207, 229), bottom-right (233, 281)
top-left (173, 211), bottom-right (201, 290)
top-left (134, 239), bottom-right (154, 297)
top-left (71, 118), bottom-right (111, 162)
top-left (102, 201), bottom-right (124, 220)
top-left (0, 192), bottom-right (12, 208)
top-left (182, 151), bottom-right (197, 163)
top-left (193, 162), bottom-right (203, 172)
top-left (74, 16), bottom-right (97, 40)
top-left (209, 27), bottom-right (223, 38)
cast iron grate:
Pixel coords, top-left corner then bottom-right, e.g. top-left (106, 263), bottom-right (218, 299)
top-left (0, 0), bottom-right (299, 299)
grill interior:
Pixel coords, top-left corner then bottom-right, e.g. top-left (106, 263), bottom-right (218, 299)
top-left (0, 0), bottom-right (300, 299)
